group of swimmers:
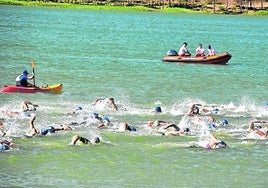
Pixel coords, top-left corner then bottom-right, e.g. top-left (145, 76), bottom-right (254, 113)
top-left (1, 99), bottom-right (268, 151)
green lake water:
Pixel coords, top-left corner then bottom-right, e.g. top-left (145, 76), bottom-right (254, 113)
top-left (0, 5), bottom-right (268, 188)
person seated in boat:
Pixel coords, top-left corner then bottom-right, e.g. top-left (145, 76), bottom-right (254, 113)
top-left (178, 42), bottom-right (191, 57)
top-left (29, 114), bottom-right (72, 136)
top-left (246, 119), bottom-right (268, 139)
top-left (195, 43), bottom-right (205, 57)
top-left (207, 45), bottom-right (216, 56)
top-left (16, 69), bottom-right (34, 87)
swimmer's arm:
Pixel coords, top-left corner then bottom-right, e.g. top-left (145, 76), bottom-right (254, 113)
top-left (54, 125), bottom-right (72, 131)
top-left (158, 120), bottom-right (169, 124)
top-left (0, 139), bottom-right (16, 146)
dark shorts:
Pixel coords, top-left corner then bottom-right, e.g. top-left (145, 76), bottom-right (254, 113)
top-left (20, 80), bottom-right (28, 87)
top-left (79, 137), bottom-right (90, 144)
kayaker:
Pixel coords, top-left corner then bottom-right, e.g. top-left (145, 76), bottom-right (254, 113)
top-left (16, 69), bottom-right (35, 87)
top-left (195, 43), bottom-right (205, 57)
top-left (178, 42), bottom-right (191, 57)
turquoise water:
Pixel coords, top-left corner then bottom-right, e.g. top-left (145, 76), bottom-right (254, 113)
top-left (0, 5), bottom-right (268, 188)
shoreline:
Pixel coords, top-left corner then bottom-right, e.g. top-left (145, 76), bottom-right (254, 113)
top-left (0, 0), bottom-right (267, 16)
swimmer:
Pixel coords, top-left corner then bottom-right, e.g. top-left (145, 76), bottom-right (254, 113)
top-left (201, 134), bottom-right (227, 149)
top-left (1, 100), bottom-right (38, 118)
top-left (187, 104), bottom-right (201, 116)
top-left (92, 97), bottom-right (118, 111)
top-left (0, 139), bottom-right (16, 151)
top-left (0, 130), bottom-right (6, 137)
top-left (194, 116), bottom-right (228, 130)
top-left (160, 123), bottom-right (190, 136)
top-left (152, 106), bottom-right (162, 114)
top-left (68, 106), bottom-right (83, 115)
top-left (29, 114), bottom-right (72, 136)
top-left (21, 100), bottom-right (38, 112)
top-left (69, 135), bottom-right (100, 145)
top-left (97, 115), bottom-right (111, 128)
top-left (247, 120), bottom-right (268, 139)
top-left (118, 122), bottom-right (137, 132)
top-left (187, 103), bottom-right (224, 116)
top-left (146, 120), bottom-right (170, 128)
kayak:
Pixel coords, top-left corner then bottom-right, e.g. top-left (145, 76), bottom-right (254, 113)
top-left (0, 84), bottom-right (62, 94)
top-left (162, 51), bottom-right (232, 65)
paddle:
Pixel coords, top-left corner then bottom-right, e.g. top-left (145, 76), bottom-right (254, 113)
top-left (31, 60), bottom-right (36, 87)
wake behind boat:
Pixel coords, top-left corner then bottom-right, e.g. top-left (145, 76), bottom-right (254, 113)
top-left (162, 50), bottom-right (232, 65)
top-left (0, 84), bottom-right (63, 94)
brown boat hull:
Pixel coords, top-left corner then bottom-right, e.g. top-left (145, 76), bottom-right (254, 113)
top-left (162, 52), bottom-right (232, 65)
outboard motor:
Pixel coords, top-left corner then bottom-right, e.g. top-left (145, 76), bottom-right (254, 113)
top-left (166, 49), bottom-right (178, 56)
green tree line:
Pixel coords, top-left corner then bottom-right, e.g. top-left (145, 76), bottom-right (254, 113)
top-left (1, 0), bottom-right (268, 14)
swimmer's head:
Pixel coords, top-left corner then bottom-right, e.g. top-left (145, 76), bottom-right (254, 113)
top-left (216, 141), bottom-right (227, 148)
top-left (41, 126), bottom-right (55, 135)
top-left (184, 128), bottom-right (190, 132)
top-left (147, 121), bottom-right (154, 127)
top-left (47, 126), bottom-right (55, 133)
top-left (154, 106), bottom-right (162, 113)
top-left (103, 116), bottom-right (110, 122)
top-left (93, 112), bottom-right (99, 118)
top-left (256, 125), bottom-right (262, 129)
top-left (221, 119), bottom-right (228, 126)
top-left (0, 144), bottom-right (9, 150)
top-left (41, 128), bottom-right (48, 135)
top-left (193, 106), bottom-right (199, 114)
top-left (76, 106), bottom-right (82, 111)
top-left (108, 97), bottom-right (114, 102)
top-left (92, 137), bottom-right (100, 143)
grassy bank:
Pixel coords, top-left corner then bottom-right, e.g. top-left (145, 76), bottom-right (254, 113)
top-left (0, 0), bottom-right (194, 13)
top-left (0, 0), bottom-right (267, 15)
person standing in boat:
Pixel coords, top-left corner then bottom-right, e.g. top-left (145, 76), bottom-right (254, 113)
top-left (195, 43), bottom-right (205, 57)
top-left (178, 42), bottom-right (191, 57)
top-left (207, 45), bottom-right (216, 56)
top-left (16, 69), bottom-right (34, 87)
